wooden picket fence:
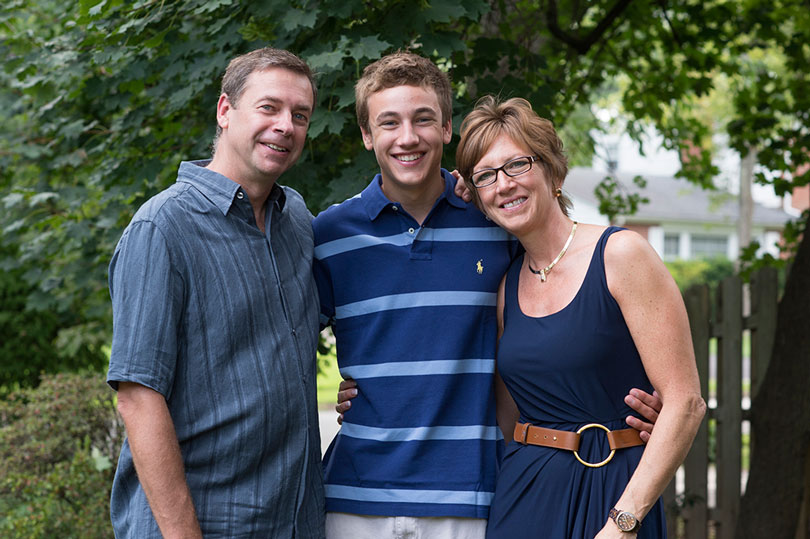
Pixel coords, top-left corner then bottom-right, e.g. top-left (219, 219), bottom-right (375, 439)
top-left (661, 267), bottom-right (779, 537)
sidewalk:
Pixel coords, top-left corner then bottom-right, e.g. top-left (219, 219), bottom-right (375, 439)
top-left (318, 410), bottom-right (341, 455)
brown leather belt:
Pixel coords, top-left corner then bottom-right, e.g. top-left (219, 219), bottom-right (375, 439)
top-left (513, 422), bottom-right (644, 468)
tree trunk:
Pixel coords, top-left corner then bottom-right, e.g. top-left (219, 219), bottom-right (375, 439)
top-left (736, 226), bottom-right (810, 538)
top-left (738, 147), bottom-right (756, 258)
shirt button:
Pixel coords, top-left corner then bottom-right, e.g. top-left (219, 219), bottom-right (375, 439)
top-left (408, 227), bottom-right (415, 234)
top-left (392, 205), bottom-right (398, 211)
top-left (236, 191), bottom-right (244, 200)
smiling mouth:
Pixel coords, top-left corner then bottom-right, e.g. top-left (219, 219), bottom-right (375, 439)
top-left (263, 143), bottom-right (289, 153)
top-left (501, 197), bottom-right (527, 209)
top-left (395, 153), bottom-right (424, 163)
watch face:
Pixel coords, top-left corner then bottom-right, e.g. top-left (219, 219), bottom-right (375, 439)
top-left (617, 511), bottom-right (637, 531)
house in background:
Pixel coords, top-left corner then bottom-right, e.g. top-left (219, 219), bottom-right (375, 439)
top-left (563, 167), bottom-right (793, 261)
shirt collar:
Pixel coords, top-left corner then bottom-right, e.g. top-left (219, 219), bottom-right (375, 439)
top-left (177, 160), bottom-right (286, 215)
top-left (361, 168), bottom-right (466, 220)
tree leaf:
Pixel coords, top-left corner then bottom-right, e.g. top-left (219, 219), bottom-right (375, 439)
top-left (281, 8), bottom-right (317, 30)
top-left (307, 50), bottom-right (345, 71)
top-left (347, 35), bottom-right (391, 61)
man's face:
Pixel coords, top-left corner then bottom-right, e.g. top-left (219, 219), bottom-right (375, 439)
top-left (360, 85), bottom-right (452, 197)
top-left (216, 68), bottom-right (313, 184)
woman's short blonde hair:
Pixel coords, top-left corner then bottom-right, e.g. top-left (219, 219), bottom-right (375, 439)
top-left (456, 96), bottom-right (571, 215)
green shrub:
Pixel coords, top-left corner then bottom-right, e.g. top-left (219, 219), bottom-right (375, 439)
top-left (0, 242), bottom-right (109, 396)
top-left (0, 372), bottom-right (122, 538)
top-left (665, 257), bottom-right (735, 292)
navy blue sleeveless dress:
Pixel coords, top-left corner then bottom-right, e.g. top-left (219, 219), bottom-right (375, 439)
top-left (486, 227), bottom-right (666, 538)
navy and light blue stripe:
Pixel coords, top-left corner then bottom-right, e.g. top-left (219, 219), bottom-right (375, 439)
top-left (315, 226), bottom-right (511, 259)
top-left (325, 485), bottom-right (495, 507)
top-left (339, 358), bottom-right (495, 379)
top-left (313, 170), bottom-right (516, 519)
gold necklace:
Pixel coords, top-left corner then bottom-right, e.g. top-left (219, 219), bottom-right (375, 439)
top-left (528, 221), bottom-right (578, 282)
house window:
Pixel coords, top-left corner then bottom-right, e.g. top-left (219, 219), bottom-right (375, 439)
top-left (663, 233), bottom-right (680, 259)
top-left (691, 234), bottom-right (728, 259)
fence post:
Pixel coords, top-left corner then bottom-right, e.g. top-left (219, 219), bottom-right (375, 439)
top-left (715, 275), bottom-right (743, 539)
top-left (748, 267), bottom-right (777, 401)
top-left (682, 283), bottom-right (711, 538)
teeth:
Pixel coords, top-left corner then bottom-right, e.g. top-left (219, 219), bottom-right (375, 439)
top-left (397, 153), bottom-right (423, 162)
top-left (502, 197), bottom-right (526, 209)
top-left (264, 143), bottom-right (288, 152)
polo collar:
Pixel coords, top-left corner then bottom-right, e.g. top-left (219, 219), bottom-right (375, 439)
top-left (177, 160), bottom-right (286, 215)
top-left (361, 168), bottom-right (466, 220)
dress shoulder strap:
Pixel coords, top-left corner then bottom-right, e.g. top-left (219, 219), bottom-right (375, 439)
top-left (501, 253), bottom-right (524, 329)
top-left (593, 226), bottom-right (626, 291)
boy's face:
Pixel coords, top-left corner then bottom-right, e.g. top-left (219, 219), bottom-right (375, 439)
top-left (360, 84), bottom-right (452, 199)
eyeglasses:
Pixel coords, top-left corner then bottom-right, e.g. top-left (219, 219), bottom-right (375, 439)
top-left (470, 156), bottom-right (540, 188)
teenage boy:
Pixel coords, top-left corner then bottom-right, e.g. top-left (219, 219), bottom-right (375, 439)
top-left (312, 52), bottom-right (659, 539)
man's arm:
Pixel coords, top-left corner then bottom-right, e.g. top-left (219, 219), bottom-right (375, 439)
top-left (117, 382), bottom-right (202, 539)
top-left (335, 379), bottom-right (357, 425)
top-left (451, 169), bottom-right (474, 202)
top-left (625, 388), bottom-right (662, 443)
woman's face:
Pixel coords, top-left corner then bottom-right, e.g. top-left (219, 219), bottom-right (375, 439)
top-left (472, 134), bottom-right (555, 237)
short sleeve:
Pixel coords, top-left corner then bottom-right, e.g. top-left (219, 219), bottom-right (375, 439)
top-left (107, 220), bottom-right (184, 397)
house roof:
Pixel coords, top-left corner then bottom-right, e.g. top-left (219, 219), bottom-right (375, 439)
top-left (564, 167), bottom-right (792, 228)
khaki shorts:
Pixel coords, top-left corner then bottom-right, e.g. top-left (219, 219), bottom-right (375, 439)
top-left (325, 512), bottom-right (487, 539)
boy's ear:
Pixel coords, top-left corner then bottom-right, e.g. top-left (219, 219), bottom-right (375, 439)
top-left (442, 119), bottom-right (452, 144)
top-left (361, 126), bottom-right (374, 151)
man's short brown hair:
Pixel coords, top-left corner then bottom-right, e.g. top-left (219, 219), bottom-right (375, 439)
top-left (221, 47), bottom-right (317, 106)
top-left (355, 51), bottom-right (452, 132)
top-left (456, 95), bottom-right (571, 215)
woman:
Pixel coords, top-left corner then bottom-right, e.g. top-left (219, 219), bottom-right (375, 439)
top-left (455, 96), bottom-right (705, 538)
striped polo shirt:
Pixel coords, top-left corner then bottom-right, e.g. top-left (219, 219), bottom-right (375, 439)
top-left (313, 169), bottom-right (516, 519)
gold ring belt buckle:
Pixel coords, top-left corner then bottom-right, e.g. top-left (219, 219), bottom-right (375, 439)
top-left (573, 423), bottom-right (615, 468)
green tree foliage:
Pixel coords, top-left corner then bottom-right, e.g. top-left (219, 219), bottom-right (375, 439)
top-left (0, 243), bottom-right (107, 393)
top-left (2, 0), bottom-right (769, 366)
top-left (0, 0), bottom-right (493, 369)
top-left (0, 372), bottom-right (122, 537)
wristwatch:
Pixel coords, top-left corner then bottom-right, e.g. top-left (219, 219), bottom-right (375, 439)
top-left (609, 507), bottom-right (641, 532)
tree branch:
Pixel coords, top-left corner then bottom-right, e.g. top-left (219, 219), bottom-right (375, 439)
top-left (657, 0), bottom-right (683, 47)
top-left (545, 0), bottom-right (635, 55)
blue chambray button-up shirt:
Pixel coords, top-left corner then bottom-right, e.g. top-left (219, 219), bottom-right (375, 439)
top-left (107, 161), bottom-right (324, 538)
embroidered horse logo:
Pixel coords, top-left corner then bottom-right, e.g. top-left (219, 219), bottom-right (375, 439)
top-left (476, 259), bottom-right (484, 274)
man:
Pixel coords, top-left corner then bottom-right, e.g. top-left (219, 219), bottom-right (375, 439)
top-left (312, 52), bottom-right (660, 538)
top-left (107, 48), bottom-right (324, 538)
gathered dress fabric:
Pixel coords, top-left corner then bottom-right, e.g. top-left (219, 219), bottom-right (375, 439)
top-left (486, 227), bottom-right (666, 538)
